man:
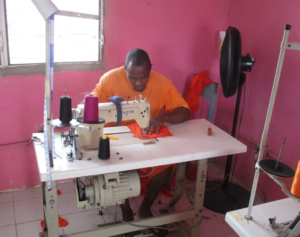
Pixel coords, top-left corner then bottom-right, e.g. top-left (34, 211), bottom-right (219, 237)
top-left (91, 48), bottom-right (190, 222)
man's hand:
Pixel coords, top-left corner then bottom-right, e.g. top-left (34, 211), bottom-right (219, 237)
top-left (146, 107), bottom-right (191, 134)
top-left (146, 114), bottom-right (169, 134)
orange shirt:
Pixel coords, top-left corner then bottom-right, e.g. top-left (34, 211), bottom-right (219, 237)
top-left (91, 66), bottom-right (189, 125)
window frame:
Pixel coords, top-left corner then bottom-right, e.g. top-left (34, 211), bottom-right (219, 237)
top-left (0, 0), bottom-right (104, 76)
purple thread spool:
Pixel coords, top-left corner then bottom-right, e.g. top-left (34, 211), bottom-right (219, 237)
top-left (83, 94), bottom-right (99, 122)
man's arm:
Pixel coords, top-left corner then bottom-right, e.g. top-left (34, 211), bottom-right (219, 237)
top-left (146, 106), bottom-right (191, 134)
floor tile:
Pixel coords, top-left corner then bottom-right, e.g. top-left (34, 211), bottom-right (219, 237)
top-left (1, 160), bottom-right (262, 237)
top-left (151, 194), bottom-right (174, 217)
top-left (101, 197), bottom-right (141, 224)
top-left (16, 220), bottom-right (64, 237)
top-left (0, 225), bottom-right (17, 237)
top-left (199, 208), bottom-right (238, 237)
top-left (174, 194), bottom-right (194, 212)
top-left (57, 190), bottom-right (89, 216)
top-left (0, 192), bottom-right (13, 204)
top-left (102, 203), bottom-right (125, 224)
top-left (13, 186), bottom-right (42, 201)
top-left (0, 202), bottom-right (15, 227)
top-left (14, 197), bottom-right (43, 224)
top-left (61, 209), bottom-right (106, 235)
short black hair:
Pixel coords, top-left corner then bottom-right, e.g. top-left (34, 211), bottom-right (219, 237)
top-left (124, 48), bottom-right (152, 69)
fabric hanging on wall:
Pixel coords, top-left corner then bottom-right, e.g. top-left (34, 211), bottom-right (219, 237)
top-left (184, 72), bottom-right (214, 115)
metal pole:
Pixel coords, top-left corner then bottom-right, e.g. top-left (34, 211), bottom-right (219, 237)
top-left (246, 25), bottom-right (291, 219)
top-left (223, 73), bottom-right (246, 188)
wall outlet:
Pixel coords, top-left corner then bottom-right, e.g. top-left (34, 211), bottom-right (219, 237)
top-left (255, 145), bottom-right (271, 157)
top-left (264, 146), bottom-right (270, 157)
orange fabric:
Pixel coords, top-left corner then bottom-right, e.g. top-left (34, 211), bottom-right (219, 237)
top-left (186, 165), bottom-right (197, 180)
top-left (139, 164), bottom-right (176, 196)
top-left (41, 216), bottom-right (69, 228)
top-left (184, 72), bottom-right (214, 115)
top-left (291, 161), bottom-right (300, 197)
top-left (91, 66), bottom-right (189, 127)
top-left (127, 122), bottom-right (172, 139)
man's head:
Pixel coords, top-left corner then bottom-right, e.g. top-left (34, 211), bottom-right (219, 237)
top-left (124, 49), bottom-right (152, 92)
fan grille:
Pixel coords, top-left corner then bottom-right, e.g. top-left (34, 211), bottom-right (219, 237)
top-left (220, 26), bottom-right (241, 98)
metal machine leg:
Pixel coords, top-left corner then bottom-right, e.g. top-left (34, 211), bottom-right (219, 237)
top-left (41, 181), bottom-right (59, 237)
top-left (161, 163), bottom-right (186, 211)
top-left (161, 160), bottom-right (207, 237)
top-left (190, 159), bottom-right (207, 237)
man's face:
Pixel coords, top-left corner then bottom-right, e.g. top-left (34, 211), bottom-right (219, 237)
top-left (125, 62), bottom-right (151, 92)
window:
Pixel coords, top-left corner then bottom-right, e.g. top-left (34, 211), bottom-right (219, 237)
top-left (0, 0), bottom-right (104, 75)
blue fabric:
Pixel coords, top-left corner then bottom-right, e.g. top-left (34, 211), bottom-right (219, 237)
top-left (108, 96), bottom-right (124, 126)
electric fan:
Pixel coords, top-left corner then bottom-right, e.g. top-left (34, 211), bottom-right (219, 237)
top-left (204, 26), bottom-right (255, 214)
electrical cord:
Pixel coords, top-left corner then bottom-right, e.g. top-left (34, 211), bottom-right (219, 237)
top-left (277, 228), bottom-right (291, 237)
top-left (186, 187), bottom-right (195, 204)
top-left (138, 167), bottom-right (154, 178)
top-left (258, 181), bottom-right (267, 203)
top-left (231, 79), bottom-right (246, 183)
top-left (205, 147), bottom-right (257, 192)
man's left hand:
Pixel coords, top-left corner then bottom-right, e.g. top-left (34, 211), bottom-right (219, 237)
top-left (146, 114), bottom-right (169, 134)
top-left (146, 107), bottom-right (191, 134)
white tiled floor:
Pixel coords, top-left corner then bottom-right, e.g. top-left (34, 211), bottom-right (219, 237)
top-left (0, 161), bottom-right (257, 237)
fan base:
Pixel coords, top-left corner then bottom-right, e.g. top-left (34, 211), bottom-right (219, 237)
top-left (204, 180), bottom-right (250, 214)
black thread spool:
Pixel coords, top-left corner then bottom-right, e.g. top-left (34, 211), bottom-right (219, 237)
top-left (98, 136), bottom-right (110, 160)
top-left (59, 90), bottom-right (72, 124)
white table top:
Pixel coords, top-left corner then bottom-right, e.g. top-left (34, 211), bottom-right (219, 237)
top-left (33, 119), bottom-right (247, 182)
top-left (225, 198), bottom-right (300, 237)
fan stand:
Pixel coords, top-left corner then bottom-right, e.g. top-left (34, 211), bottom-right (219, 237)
top-left (204, 72), bottom-right (251, 214)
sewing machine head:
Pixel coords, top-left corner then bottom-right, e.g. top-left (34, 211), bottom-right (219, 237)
top-left (72, 96), bottom-right (150, 150)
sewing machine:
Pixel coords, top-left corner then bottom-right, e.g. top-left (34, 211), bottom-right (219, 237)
top-left (54, 96), bottom-right (150, 210)
top-left (225, 161), bottom-right (300, 237)
top-left (73, 96), bottom-right (150, 150)
top-left (55, 96), bottom-right (150, 160)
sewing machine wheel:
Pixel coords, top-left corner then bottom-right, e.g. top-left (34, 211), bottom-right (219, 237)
top-left (259, 159), bottom-right (295, 178)
top-left (76, 178), bottom-right (86, 201)
top-left (77, 117), bottom-right (105, 124)
top-left (52, 118), bottom-right (79, 128)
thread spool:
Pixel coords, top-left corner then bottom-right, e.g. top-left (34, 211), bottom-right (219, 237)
top-left (59, 90), bottom-right (72, 124)
top-left (208, 127), bottom-right (212, 136)
top-left (83, 94), bottom-right (99, 122)
top-left (291, 161), bottom-right (300, 197)
top-left (98, 136), bottom-right (110, 160)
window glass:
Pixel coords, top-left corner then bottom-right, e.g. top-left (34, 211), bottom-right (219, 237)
top-left (6, 0), bottom-right (99, 64)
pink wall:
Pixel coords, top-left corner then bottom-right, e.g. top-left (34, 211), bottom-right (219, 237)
top-left (0, 0), bottom-right (229, 191)
top-left (0, 71), bottom-right (102, 190)
top-left (215, 0), bottom-right (300, 202)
